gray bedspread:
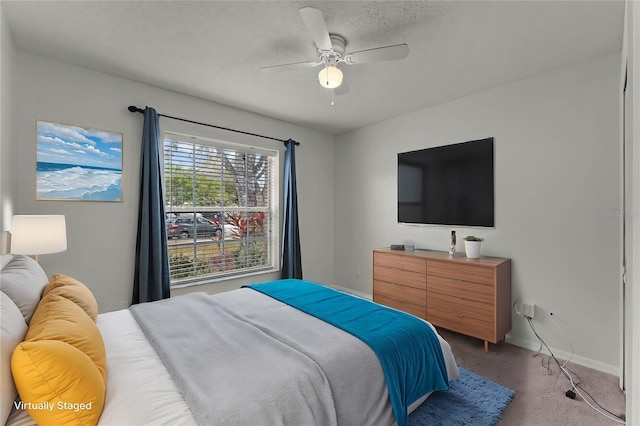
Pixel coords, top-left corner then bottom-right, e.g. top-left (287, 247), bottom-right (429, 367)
top-left (130, 290), bottom-right (396, 426)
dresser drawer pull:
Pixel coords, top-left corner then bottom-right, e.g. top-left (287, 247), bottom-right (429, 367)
top-left (450, 312), bottom-right (464, 318)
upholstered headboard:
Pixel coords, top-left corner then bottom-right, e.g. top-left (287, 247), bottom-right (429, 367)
top-left (0, 231), bottom-right (10, 255)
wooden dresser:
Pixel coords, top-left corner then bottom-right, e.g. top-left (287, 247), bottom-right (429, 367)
top-left (373, 248), bottom-right (511, 351)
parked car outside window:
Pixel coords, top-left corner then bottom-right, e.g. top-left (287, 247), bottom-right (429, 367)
top-left (166, 214), bottom-right (221, 239)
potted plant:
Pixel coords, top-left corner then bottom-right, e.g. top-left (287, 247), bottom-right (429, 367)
top-left (463, 236), bottom-right (484, 259)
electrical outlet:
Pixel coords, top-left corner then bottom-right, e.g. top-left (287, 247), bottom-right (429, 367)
top-left (522, 303), bottom-right (535, 319)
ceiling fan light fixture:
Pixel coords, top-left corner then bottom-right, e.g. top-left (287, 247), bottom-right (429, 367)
top-left (318, 65), bottom-right (343, 89)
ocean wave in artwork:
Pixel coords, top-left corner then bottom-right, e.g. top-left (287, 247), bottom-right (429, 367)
top-left (37, 162), bottom-right (122, 201)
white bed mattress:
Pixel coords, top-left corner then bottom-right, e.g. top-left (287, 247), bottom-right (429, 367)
top-left (6, 288), bottom-right (458, 426)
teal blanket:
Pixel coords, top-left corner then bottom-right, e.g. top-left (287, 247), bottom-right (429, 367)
top-left (247, 279), bottom-right (449, 426)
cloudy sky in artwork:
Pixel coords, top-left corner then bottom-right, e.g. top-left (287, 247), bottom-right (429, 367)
top-left (37, 120), bottom-right (122, 170)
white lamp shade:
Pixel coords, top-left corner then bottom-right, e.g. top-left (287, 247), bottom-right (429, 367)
top-left (318, 65), bottom-right (343, 89)
top-left (11, 215), bottom-right (67, 255)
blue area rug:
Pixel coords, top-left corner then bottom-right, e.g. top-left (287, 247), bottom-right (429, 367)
top-left (409, 367), bottom-right (516, 426)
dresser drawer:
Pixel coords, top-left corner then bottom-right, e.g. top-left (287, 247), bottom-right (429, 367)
top-left (374, 294), bottom-right (427, 319)
top-left (427, 259), bottom-right (495, 285)
top-left (427, 308), bottom-right (495, 342)
top-left (374, 265), bottom-right (426, 290)
top-left (374, 280), bottom-right (426, 307)
top-left (427, 274), bottom-right (494, 304)
top-left (374, 252), bottom-right (427, 274)
top-left (372, 248), bottom-right (511, 350)
top-left (427, 291), bottom-right (493, 322)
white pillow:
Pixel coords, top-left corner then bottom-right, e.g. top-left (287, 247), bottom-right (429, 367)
top-left (0, 255), bottom-right (48, 324)
top-left (0, 291), bottom-right (28, 425)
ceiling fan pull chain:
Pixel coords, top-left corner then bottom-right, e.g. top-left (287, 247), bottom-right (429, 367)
top-left (331, 89), bottom-right (335, 106)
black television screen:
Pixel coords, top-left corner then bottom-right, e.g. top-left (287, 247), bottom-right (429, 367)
top-left (397, 137), bottom-right (494, 227)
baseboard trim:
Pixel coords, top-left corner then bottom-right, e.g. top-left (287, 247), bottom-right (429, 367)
top-left (505, 335), bottom-right (620, 377)
top-left (328, 285), bottom-right (619, 377)
top-left (330, 284), bottom-right (372, 300)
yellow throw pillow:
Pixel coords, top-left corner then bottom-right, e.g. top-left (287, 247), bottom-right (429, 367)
top-left (42, 274), bottom-right (98, 322)
top-left (11, 339), bottom-right (105, 426)
top-left (26, 294), bottom-right (106, 381)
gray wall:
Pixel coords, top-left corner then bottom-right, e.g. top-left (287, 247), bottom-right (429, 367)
top-left (12, 51), bottom-right (335, 312)
top-left (0, 6), bottom-right (17, 234)
top-left (335, 52), bottom-right (622, 373)
top-left (623, 0), bottom-right (640, 421)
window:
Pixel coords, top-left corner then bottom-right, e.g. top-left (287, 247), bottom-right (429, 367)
top-left (163, 133), bottom-right (278, 285)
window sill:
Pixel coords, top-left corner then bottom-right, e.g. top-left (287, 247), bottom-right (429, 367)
top-left (170, 267), bottom-right (279, 289)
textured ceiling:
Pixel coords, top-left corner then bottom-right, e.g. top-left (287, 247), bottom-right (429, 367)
top-left (2, 0), bottom-right (624, 135)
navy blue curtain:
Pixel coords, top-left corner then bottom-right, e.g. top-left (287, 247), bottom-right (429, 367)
top-left (281, 139), bottom-right (302, 279)
top-left (132, 107), bottom-right (170, 304)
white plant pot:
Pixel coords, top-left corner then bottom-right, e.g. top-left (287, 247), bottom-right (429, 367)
top-left (464, 241), bottom-right (482, 259)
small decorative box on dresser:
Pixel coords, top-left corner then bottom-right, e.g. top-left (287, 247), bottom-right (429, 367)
top-left (373, 248), bottom-right (511, 352)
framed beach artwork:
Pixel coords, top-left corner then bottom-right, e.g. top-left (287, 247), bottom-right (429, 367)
top-left (36, 120), bottom-right (123, 202)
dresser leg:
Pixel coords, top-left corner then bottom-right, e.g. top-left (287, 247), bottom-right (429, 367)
top-left (484, 340), bottom-right (489, 352)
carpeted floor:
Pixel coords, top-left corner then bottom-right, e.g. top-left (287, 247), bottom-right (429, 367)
top-left (437, 329), bottom-right (627, 426)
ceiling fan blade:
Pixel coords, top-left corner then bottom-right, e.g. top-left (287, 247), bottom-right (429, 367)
top-left (299, 7), bottom-right (332, 51)
top-left (261, 61), bottom-right (319, 73)
top-left (345, 44), bottom-right (410, 64)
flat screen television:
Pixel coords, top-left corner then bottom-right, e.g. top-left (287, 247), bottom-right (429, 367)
top-left (397, 137), bottom-right (494, 227)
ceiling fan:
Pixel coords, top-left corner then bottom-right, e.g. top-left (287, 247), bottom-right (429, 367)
top-left (262, 7), bottom-right (410, 94)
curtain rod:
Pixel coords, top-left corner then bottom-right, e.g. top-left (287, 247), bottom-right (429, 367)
top-left (127, 106), bottom-right (299, 146)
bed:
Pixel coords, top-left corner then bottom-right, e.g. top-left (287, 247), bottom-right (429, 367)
top-left (1, 254), bottom-right (459, 426)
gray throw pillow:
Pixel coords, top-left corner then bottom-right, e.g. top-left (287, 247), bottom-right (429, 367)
top-left (0, 291), bottom-right (28, 425)
top-left (0, 255), bottom-right (48, 324)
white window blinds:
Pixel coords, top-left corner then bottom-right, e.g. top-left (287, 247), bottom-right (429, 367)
top-left (163, 135), bottom-right (278, 284)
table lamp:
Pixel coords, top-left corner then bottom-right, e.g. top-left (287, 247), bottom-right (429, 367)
top-left (10, 215), bottom-right (67, 262)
